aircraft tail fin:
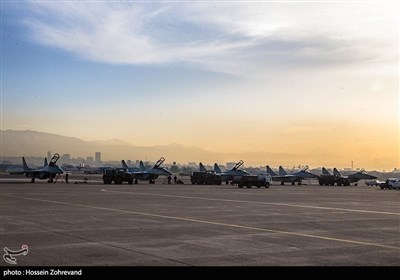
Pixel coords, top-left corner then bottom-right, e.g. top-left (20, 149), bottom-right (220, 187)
top-left (214, 163), bottom-right (222, 174)
top-left (322, 167), bottom-right (331, 175)
top-left (199, 162), bottom-right (207, 172)
top-left (44, 158), bottom-right (48, 167)
top-left (278, 166), bottom-right (287, 176)
top-left (22, 157), bottom-right (30, 170)
top-left (122, 160), bottom-right (129, 169)
top-left (266, 165), bottom-right (276, 176)
top-left (333, 168), bottom-right (341, 176)
top-left (139, 161), bottom-right (146, 171)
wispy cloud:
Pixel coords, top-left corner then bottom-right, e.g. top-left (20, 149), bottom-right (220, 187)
top-left (14, 2), bottom-right (399, 77)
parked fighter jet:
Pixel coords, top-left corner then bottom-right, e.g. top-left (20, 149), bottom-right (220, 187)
top-left (266, 165), bottom-right (318, 185)
top-left (126, 157), bottom-right (172, 184)
top-left (10, 153), bottom-right (63, 183)
top-left (333, 168), bottom-right (377, 186)
top-left (214, 160), bottom-right (250, 184)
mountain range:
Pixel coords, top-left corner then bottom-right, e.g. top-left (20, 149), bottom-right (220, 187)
top-left (0, 129), bottom-right (318, 167)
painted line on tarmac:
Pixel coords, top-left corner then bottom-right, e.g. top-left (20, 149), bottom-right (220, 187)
top-left (2, 194), bottom-right (399, 250)
top-left (102, 189), bottom-right (400, 216)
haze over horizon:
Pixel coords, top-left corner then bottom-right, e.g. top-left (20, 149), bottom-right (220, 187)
top-left (2, 2), bottom-right (399, 170)
top-left (0, 129), bottom-right (396, 171)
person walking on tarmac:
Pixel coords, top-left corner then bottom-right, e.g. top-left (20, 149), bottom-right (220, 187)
top-left (173, 175), bottom-right (177, 184)
top-left (167, 175), bottom-right (172, 184)
top-left (65, 172), bottom-right (69, 184)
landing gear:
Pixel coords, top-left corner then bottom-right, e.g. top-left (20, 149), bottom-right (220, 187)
top-left (31, 178), bottom-right (35, 183)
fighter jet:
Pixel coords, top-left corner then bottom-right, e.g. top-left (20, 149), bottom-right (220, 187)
top-left (10, 153), bottom-right (63, 183)
top-left (333, 168), bottom-right (377, 186)
top-left (214, 160), bottom-right (250, 184)
top-left (127, 157), bottom-right (172, 184)
top-left (266, 165), bottom-right (318, 185)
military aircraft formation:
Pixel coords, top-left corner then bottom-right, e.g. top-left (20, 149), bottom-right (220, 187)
top-left (10, 153), bottom-right (377, 186)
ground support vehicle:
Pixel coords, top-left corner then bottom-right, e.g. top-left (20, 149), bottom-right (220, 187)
top-left (233, 174), bottom-right (272, 188)
top-left (103, 168), bottom-right (134, 184)
top-left (380, 178), bottom-right (400, 189)
top-left (190, 171), bottom-right (222, 185)
top-left (318, 176), bottom-right (350, 186)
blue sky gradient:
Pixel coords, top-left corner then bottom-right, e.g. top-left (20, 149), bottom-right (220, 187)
top-left (1, 1), bottom-right (398, 169)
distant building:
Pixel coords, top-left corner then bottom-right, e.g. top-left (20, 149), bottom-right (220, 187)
top-left (86, 156), bottom-right (94, 163)
top-left (95, 152), bottom-right (101, 163)
top-left (61, 154), bottom-right (70, 163)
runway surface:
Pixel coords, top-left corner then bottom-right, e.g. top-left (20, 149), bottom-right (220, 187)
top-left (1, 176), bottom-right (399, 266)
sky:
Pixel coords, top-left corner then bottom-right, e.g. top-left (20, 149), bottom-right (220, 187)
top-left (1, 1), bottom-right (399, 170)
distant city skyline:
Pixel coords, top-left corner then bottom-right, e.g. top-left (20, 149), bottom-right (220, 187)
top-left (2, 2), bottom-right (398, 170)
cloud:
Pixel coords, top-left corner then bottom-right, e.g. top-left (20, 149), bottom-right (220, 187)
top-left (14, 2), bottom-right (399, 77)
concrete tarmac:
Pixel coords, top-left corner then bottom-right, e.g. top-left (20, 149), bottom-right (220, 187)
top-left (0, 178), bottom-right (399, 266)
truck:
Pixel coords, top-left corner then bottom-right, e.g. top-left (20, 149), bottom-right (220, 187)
top-left (103, 168), bottom-right (134, 185)
top-left (232, 174), bottom-right (272, 189)
top-left (318, 175), bottom-right (350, 186)
top-left (190, 171), bottom-right (222, 185)
top-left (380, 178), bottom-right (400, 190)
